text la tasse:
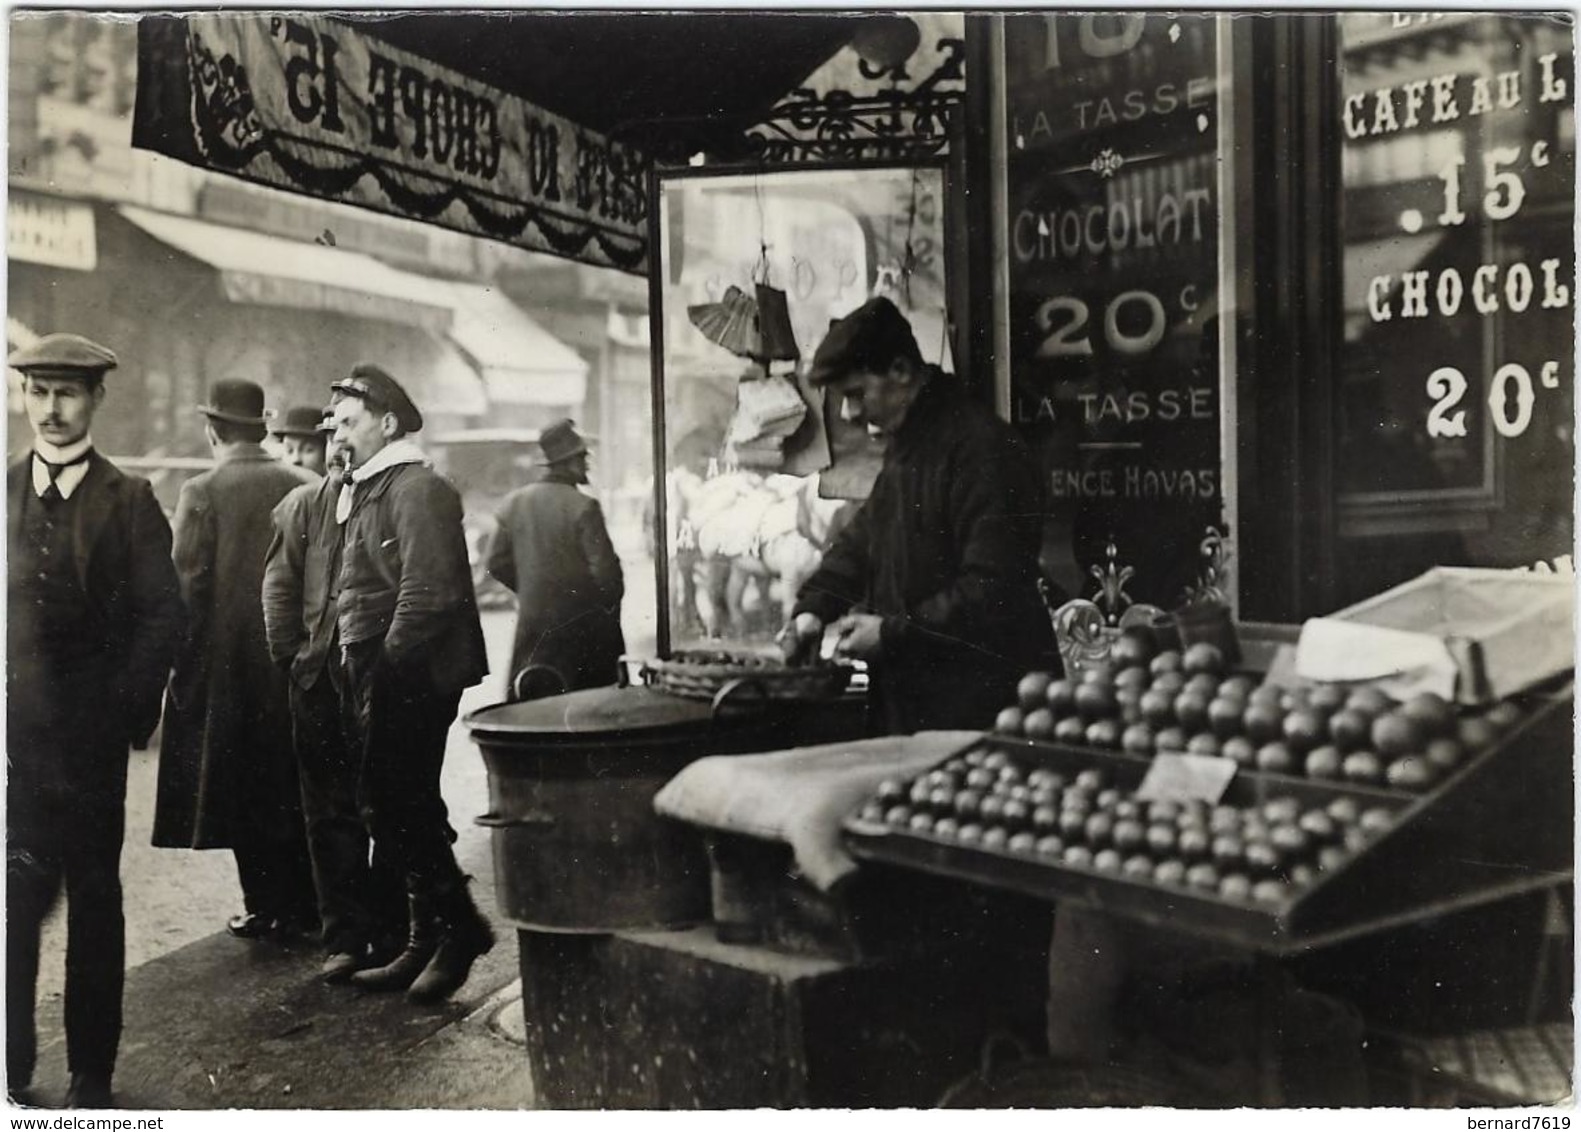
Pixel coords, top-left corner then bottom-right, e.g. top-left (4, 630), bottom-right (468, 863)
top-left (1016, 387), bottom-right (1215, 427)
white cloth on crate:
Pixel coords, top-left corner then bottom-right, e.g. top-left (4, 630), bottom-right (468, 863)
top-left (653, 731), bottom-right (982, 892)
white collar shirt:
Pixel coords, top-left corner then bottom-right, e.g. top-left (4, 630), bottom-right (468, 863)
top-left (31, 436), bottom-right (95, 501)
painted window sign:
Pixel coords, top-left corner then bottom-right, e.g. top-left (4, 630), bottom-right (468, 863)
top-left (1004, 13), bottom-right (1226, 613)
top-left (1335, 13), bottom-right (1574, 569)
top-left (1340, 12), bottom-right (1574, 490)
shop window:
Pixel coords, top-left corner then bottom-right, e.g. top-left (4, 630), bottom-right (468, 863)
top-left (1334, 13), bottom-right (1574, 598)
top-left (995, 13), bottom-right (1232, 616)
top-left (656, 166), bottom-right (948, 651)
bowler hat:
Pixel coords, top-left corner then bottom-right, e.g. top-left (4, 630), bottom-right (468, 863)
top-left (537, 418), bottom-right (589, 465)
top-left (8, 332), bottom-right (118, 380)
top-left (331, 363), bottom-right (423, 434)
top-left (272, 404), bottom-right (330, 438)
top-left (806, 297), bottom-right (922, 387)
top-left (198, 379), bottom-right (270, 426)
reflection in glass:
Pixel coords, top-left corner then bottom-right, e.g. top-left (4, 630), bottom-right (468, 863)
top-left (657, 167), bottom-right (948, 651)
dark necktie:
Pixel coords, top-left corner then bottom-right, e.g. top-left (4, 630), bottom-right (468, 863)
top-left (38, 452), bottom-right (89, 507)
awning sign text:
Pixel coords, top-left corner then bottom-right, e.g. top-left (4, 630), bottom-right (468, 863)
top-left (133, 14), bottom-right (649, 274)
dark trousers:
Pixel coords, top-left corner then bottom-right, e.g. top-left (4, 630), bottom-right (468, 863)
top-left (7, 765), bottom-right (127, 1085)
top-left (229, 760), bottom-right (317, 927)
top-left (340, 643), bottom-right (466, 906)
top-left (292, 676), bottom-right (404, 952)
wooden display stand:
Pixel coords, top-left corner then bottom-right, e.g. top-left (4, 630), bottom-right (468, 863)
top-left (516, 885), bottom-right (1050, 1109)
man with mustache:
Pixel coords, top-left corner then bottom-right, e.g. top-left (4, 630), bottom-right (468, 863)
top-left (327, 365), bottom-right (493, 1002)
top-left (262, 411), bottom-right (403, 982)
top-left (6, 334), bottom-right (184, 1108)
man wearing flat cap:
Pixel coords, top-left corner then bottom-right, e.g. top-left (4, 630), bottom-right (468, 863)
top-left (327, 363), bottom-right (493, 1002)
top-left (6, 333), bottom-right (185, 1108)
top-left (780, 297), bottom-right (1054, 735)
top-left (270, 404), bottom-right (331, 477)
top-left (487, 419), bottom-right (625, 701)
top-left (153, 380), bottom-right (318, 942)
top-left (262, 409), bottom-right (404, 982)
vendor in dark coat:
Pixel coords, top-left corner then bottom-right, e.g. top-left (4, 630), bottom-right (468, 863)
top-left (153, 381), bottom-right (318, 939)
top-left (487, 419), bottom-right (625, 700)
top-left (6, 334), bottom-right (185, 1108)
top-left (781, 298), bottom-right (1054, 735)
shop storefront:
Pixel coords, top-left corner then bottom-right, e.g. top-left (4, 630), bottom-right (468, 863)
top-left (126, 9), bottom-right (1574, 1109)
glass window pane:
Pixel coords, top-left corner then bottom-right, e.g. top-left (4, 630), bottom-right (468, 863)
top-left (1001, 13), bottom-right (1229, 615)
top-left (657, 167), bottom-right (949, 651)
top-left (1335, 13), bottom-right (1574, 592)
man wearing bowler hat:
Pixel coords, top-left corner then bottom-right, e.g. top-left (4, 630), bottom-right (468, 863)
top-left (6, 333), bottom-right (185, 1107)
top-left (487, 418), bottom-right (625, 701)
top-left (270, 404), bottom-right (331, 477)
top-left (153, 380), bottom-right (318, 942)
top-left (327, 364), bottom-right (493, 1002)
top-left (779, 297), bottom-right (1053, 735)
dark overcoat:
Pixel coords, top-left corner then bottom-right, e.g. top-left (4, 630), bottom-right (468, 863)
top-left (487, 477), bottom-right (625, 697)
top-left (792, 374), bottom-right (1056, 735)
top-left (336, 462), bottom-right (489, 694)
top-left (6, 452), bottom-right (185, 814)
top-left (153, 446), bottom-right (314, 848)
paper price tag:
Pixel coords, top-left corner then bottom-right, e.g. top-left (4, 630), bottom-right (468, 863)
top-left (1135, 753), bottom-right (1238, 805)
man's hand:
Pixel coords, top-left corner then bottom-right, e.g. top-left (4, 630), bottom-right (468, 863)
top-left (831, 613), bottom-right (885, 663)
top-left (778, 612), bottom-right (824, 666)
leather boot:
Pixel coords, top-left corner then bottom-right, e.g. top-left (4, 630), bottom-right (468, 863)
top-left (350, 893), bottom-right (437, 993)
top-left (65, 1071), bottom-right (113, 1109)
top-left (406, 880), bottom-right (495, 1004)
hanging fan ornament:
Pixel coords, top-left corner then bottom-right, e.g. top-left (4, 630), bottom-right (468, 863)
top-left (687, 284), bottom-right (800, 365)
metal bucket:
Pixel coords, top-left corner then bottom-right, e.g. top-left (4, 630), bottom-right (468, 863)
top-left (465, 685), bottom-right (786, 933)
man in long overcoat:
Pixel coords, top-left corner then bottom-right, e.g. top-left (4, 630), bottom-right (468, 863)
top-left (153, 380), bottom-right (317, 939)
top-left (487, 419), bottom-right (625, 700)
top-left (7, 334), bottom-right (185, 1108)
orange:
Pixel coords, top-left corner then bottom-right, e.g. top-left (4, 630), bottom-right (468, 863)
top-left (1021, 707), bottom-right (1056, 740)
top-left (1371, 712), bottom-right (1425, 757)
top-left (1017, 671), bottom-right (1054, 711)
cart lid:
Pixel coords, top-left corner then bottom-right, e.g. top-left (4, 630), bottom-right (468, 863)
top-left (465, 685), bottom-right (730, 738)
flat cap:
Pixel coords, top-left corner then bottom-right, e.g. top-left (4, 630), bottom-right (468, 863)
top-left (331, 363), bottom-right (423, 434)
top-left (8, 332), bottom-right (118, 378)
top-left (806, 297), bottom-right (921, 387)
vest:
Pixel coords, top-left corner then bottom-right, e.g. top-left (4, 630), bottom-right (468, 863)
top-left (9, 485), bottom-right (101, 676)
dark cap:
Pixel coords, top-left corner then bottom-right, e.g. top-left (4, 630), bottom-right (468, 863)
top-left (537, 418), bottom-right (590, 465)
top-left (8, 332), bottom-right (118, 381)
top-left (806, 297), bottom-right (921, 387)
top-left (331, 363), bottom-right (423, 434)
top-left (198, 379), bottom-right (270, 426)
top-left (272, 405), bottom-right (330, 438)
